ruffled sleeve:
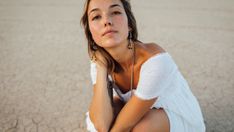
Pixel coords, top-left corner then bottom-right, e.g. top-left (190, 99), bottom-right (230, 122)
top-left (134, 53), bottom-right (177, 100)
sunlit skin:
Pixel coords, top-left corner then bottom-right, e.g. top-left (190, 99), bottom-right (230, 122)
top-left (88, 0), bottom-right (129, 50)
top-left (87, 0), bottom-right (170, 131)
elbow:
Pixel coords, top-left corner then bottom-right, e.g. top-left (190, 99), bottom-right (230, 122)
top-left (93, 121), bottom-right (109, 132)
top-left (96, 126), bottom-right (109, 132)
top-left (89, 113), bottom-right (110, 132)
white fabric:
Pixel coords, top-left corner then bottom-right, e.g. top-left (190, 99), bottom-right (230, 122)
top-left (134, 53), bottom-right (176, 99)
top-left (87, 52), bottom-right (206, 132)
top-left (86, 112), bottom-right (97, 132)
top-left (90, 62), bottom-right (97, 85)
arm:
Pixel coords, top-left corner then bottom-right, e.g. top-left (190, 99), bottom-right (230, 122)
top-left (110, 95), bottom-right (157, 132)
top-left (111, 53), bottom-right (173, 131)
top-left (89, 67), bottom-right (114, 132)
top-left (88, 52), bottom-right (114, 132)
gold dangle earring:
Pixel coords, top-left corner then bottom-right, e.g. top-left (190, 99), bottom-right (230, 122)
top-left (128, 32), bottom-right (133, 49)
top-left (91, 41), bottom-right (97, 62)
top-left (91, 52), bottom-right (97, 62)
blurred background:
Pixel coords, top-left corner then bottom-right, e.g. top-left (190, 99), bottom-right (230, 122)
top-left (0, 0), bottom-right (233, 131)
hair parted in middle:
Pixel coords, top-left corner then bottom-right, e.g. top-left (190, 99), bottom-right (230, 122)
top-left (81, 0), bottom-right (139, 74)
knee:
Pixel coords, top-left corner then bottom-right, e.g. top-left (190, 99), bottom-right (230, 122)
top-left (131, 118), bottom-right (151, 132)
top-left (131, 120), bottom-right (163, 132)
top-left (131, 109), bottom-right (169, 132)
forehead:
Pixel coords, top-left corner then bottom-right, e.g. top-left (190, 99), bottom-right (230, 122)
top-left (88, 0), bottom-right (123, 12)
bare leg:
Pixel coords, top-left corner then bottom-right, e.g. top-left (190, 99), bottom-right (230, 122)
top-left (131, 108), bottom-right (170, 132)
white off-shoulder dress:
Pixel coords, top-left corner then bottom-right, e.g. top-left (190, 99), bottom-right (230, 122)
top-left (86, 52), bottom-right (206, 132)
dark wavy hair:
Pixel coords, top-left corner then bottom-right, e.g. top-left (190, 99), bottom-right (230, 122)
top-left (81, 0), bottom-right (138, 74)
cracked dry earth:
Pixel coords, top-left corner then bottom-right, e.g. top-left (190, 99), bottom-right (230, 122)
top-left (0, 0), bottom-right (234, 132)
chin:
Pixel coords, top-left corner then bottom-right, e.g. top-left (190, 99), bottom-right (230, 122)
top-left (102, 40), bottom-right (122, 48)
top-left (103, 43), bottom-right (119, 49)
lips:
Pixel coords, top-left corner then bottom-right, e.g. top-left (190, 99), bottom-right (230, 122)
top-left (102, 30), bottom-right (117, 36)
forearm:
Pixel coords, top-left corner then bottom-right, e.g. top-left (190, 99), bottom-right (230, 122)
top-left (89, 67), bottom-right (114, 131)
top-left (110, 96), bottom-right (157, 132)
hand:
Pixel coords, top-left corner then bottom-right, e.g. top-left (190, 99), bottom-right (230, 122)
top-left (91, 51), bottom-right (108, 71)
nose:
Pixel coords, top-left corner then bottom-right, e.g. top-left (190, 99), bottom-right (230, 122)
top-left (105, 21), bottom-right (112, 26)
top-left (103, 15), bottom-right (113, 27)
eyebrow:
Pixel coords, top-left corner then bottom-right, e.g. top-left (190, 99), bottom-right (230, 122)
top-left (89, 4), bottom-right (122, 15)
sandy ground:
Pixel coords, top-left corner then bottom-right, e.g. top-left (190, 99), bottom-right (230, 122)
top-left (0, 0), bottom-right (233, 131)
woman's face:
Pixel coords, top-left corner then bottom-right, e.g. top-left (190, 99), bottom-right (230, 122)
top-left (88, 0), bottom-right (129, 49)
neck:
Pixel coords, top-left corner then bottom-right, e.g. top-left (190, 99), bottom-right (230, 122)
top-left (105, 40), bottom-right (134, 71)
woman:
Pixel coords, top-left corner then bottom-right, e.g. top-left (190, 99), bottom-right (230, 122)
top-left (81, 0), bottom-right (206, 131)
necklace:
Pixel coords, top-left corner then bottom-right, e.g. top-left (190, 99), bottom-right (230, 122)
top-left (112, 43), bottom-right (135, 97)
top-left (130, 43), bottom-right (135, 97)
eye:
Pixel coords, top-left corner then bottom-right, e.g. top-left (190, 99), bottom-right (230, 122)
top-left (92, 15), bottom-right (101, 21)
top-left (112, 11), bottom-right (121, 15)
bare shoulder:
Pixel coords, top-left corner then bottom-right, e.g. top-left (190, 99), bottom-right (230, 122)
top-left (136, 42), bottom-right (166, 57)
top-left (144, 42), bottom-right (165, 54)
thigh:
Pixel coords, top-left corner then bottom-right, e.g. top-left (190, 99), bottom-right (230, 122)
top-left (131, 108), bottom-right (170, 132)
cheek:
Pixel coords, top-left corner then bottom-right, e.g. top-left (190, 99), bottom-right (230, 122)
top-left (115, 16), bottom-right (129, 37)
top-left (115, 16), bottom-right (128, 27)
top-left (89, 22), bottom-right (101, 41)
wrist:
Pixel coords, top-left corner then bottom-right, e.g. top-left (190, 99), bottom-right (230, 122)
top-left (97, 66), bottom-right (108, 79)
top-left (97, 65), bottom-right (108, 74)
